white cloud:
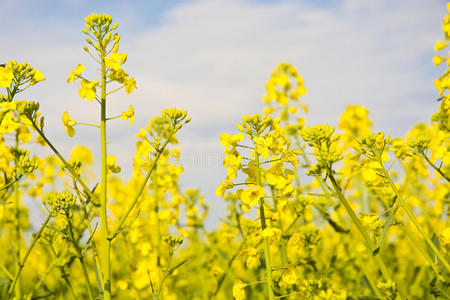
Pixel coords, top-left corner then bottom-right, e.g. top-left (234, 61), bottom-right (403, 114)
top-left (1, 0), bottom-right (446, 227)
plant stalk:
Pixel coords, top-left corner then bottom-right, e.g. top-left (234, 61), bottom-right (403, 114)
top-left (256, 154), bottom-right (275, 300)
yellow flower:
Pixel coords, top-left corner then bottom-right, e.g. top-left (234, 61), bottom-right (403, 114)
top-left (244, 247), bottom-right (261, 269)
top-left (67, 64), bottom-right (86, 84)
top-left (375, 131), bottom-right (385, 149)
top-left (172, 147), bottom-right (181, 159)
top-left (220, 132), bottom-right (245, 150)
top-left (281, 266), bottom-right (298, 285)
top-left (288, 106), bottom-right (298, 114)
top-left (441, 227), bottom-right (450, 253)
top-left (362, 167), bottom-right (377, 182)
top-left (358, 212), bottom-right (382, 232)
top-left (434, 40), bottom-right (448, 51)
top-left (70, 145), bottom-right (93, 165)
top-left (263, 106), bottom-right (276, 115)
top-left (253, 136), bottom-right (272, 159)
top-left (240, 186), bottom-right (264, 212)
top-left (107, 154), bottom-right (121, 173)
top-left (30, 69), bottom-right (46, 85)
top-left (78, 79), bottom-right (98, 101)
top-left (121, 105), bottom-right (135, 125)
top-left (117, 280), bottom-right (128, 290)
top-left (215, 179), bottom-right (234, 197)
top-left (223, 153), bottom-right (242, 179)
top-left (109, 68), bottom-right (128, 84)
top-left (0, 66), bottom-right (14, 88)
top-left (125, 77), bottom-right (137, 94)
top-left (104, 52), bottom-right (127, 70)
top-left (211, 265), bottom-right (224, 277)
top-left (0, 112), bottom-right (20, 133)
top-left (232, 280), bottom-right (246, 300)
top-left (433, 55), bottom-right (446, 66)
top-left (61, 111), bottom-right (76, 137)
top-left (0, 101), bottom-right (16, 112)
top-left (262, 226), bottom-right (281, 244)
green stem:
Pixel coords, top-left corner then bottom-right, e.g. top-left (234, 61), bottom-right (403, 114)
top-left (271, 187), bottom-right (287, 265)
top-left (67, 217), bottom-right (95, 300)
top-left (327, 173), bottom-right (396, 289)
top-left (0, 264), bottom-right (13, 280)
top-left (58, 264), bottom-right (77, 300)
top-left (100, 43), bottom-right (112, 300)
top-left (48, 244), bottom-right (76, 299)
top-left (213, 240), bottom-right (246, 297)
top-left (154, 182), bottom-right (163, 299)
top-left (13, 131), bottom-right (21, 299)
top-left (358, 258), bottom-right (383, 298)
top-left (31, 121), bottom-right (95, 202)
top-left (73, 180), bottom-right (104, 292)
top-left (256, 154), bottom-right (275, 300)
top-left (109, 130), bottom-right (175, 240)
top-left (0, 177), bottom-right (21, 192)
top-left (400, 224), bottom-right (445, 281)
top-left (77, 122), bottom-right (101, 128)
top-left (421, 152), bottom-right (450, 182)
top-left (106, 84), bottom-right (124, 95)
top-left (31, 122), bottom-right (105, 291)
top-left (379, 157), bottom-right (450, 273)
top-left (7, 213), bottom-right (52, 299)
top-left (25, 261), bottom-right (57, 300)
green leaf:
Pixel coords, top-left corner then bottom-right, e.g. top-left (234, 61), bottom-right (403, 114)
top-left (167, 257), bottom-right (190, 276)
top-left (327, 218), bottom-right (350, 234)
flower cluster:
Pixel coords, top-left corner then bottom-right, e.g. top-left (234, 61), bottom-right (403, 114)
top-left (262, 63), bottom-right (308, 133)
top-left (1, 7), bottom-right (450, 300)
top-left (0, 61), bottom-right (45, 98)
top-left (263, 62), bottom-right (307, 107)
top-left (300, 125), bottom-right (342, 176)
top-left (42, 192), bottom-right (77, 215)
top-left (433, 5), bottom-right (450, 131)
top-left (67, 13), bottom-right (136, 104)
top-left (218, 114), bottom-right (297, 211)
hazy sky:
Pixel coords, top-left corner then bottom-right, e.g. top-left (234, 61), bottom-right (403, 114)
top-left (1, 0), bottom-right (446, 227)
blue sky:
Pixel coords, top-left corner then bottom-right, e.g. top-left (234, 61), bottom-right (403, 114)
top-left (1, 0), bottom-right (446, 227)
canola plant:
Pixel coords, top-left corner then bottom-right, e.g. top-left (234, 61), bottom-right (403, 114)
top-left (0, 7), bottom-right (449, 300)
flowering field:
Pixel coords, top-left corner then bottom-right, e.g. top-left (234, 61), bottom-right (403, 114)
top-left (0, 5), bottom-right (449, 300)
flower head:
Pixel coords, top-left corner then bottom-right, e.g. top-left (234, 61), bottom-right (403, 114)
top-left (43, 192), bottom-right (77, 215)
